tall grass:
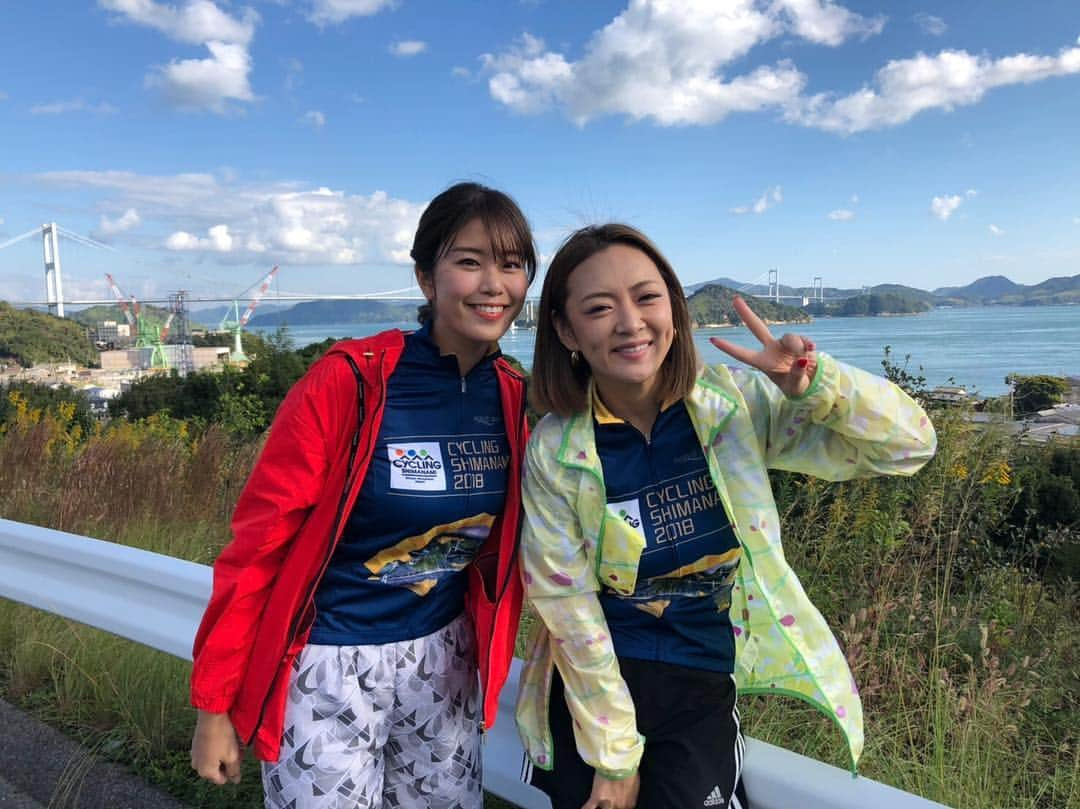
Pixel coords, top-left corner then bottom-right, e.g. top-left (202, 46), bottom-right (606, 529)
top-left (0, 391), bottom-right (1076, 808)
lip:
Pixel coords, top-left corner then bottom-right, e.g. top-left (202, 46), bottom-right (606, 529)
top-left (468, 303), bottom-right (509, 321)
top-left (612, 340), bottom-right (652, 358)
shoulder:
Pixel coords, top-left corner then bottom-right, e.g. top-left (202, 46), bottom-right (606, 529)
top-left (529, 411), bottom-right (571, 451)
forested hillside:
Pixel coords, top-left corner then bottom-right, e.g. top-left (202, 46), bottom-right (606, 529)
top-left (0, 302), bottom-right (98, 367)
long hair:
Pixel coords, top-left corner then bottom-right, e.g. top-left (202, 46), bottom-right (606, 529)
top-left (531, 223), bottom-right (698, 417)
top-left (410, 182), bottom-right (537, 324)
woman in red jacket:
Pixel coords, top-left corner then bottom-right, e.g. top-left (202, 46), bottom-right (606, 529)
top-left (190, 182), bottom-right (535, 809)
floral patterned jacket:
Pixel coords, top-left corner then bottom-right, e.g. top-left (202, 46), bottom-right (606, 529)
top-left (515, 353), bottom-right (936, 777)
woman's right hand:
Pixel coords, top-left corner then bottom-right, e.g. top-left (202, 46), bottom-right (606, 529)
top-left (191, 710), bottom-right (243, 785)
top-left (582, 771), bottom-right (640, 809)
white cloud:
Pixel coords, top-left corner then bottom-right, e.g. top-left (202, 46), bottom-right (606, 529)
top-left (731, 186), bottom-right (783, 215)
top-left (791, 43), bottom-right (1080, 133)
top-left (307, 0), bottom-right (396, 26)
top-left (989, 224), bottom-right (1004, 236)
top-left (390, 40), bottom-right (426, 57)
top-left (850, 193), bottom-right (859, 204)
top-left (39, 170), bottom-right (426, 267)
top-left (30, 98), bottom-right (116, 115)
top-left (828, 209), bottom-right (855, 221)
top-left (147, 41), bottom-right (255, 113)
top-left (94, 208), bottom-right (142, 240)
top-left (914, 12), bottom-right (946, 37)
top-left (166, 224), bottom-right (234, 252)
top-left (101, 0), bottom-right (258, 113)
top-left (452, 66), bottom-right (471, 79)
top-left (99, 0), bottom-right (258, 45)
top-left (931, 194), bottom-right (963, 221)
top-left (302, 110), bottom-right (326, 128)
top-left (965, 188), bottom-right (978, 198)
top-left (774, 0), bottom-right (884, 46)
top-left (481, 0), bottom-right (882, 126)
top-left (482, 4), bottom-right (1078, 135)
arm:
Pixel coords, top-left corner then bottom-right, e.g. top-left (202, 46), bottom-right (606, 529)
top-left (711, 296), bottom-right (936, 480)
top-left (743, 352), bottom-right (936, 480)
top-left (521, 435), bottom-right (644, 780)
top-left (190, 355), bottom-right (348, 712)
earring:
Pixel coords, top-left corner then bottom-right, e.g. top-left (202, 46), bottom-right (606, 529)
top-left (570, 350), bottom-right (581, 364)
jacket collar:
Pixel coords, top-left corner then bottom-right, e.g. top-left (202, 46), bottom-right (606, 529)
top-left (558, 368), bottom-right (741, 470)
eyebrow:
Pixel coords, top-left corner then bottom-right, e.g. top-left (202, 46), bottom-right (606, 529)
top-left (448, 244), bottom-right (522, 259)
top-left (579, 278), bottom-right (662, 303)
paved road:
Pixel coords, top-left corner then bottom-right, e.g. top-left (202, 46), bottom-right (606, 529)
top-left (0, 775), bottom-right (41, 808)
top-left (0, 699), bottom-right (189, 809)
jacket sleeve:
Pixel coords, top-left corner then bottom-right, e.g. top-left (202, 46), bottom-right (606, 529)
top-left (520, 432), bottom-right (644, 778)
top-left (733, 352), bottom-right (937, 480)
top-left (190, 356), bottom-right (347, 712)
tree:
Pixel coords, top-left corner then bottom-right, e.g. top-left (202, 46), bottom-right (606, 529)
top-left (1006, 374), bottom-right (1068, 417)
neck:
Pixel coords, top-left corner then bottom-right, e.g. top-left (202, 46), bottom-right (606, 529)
top-left (429, 320), bottom-right (490, 377)
top-left (594, 378), bottom-right (664, 438)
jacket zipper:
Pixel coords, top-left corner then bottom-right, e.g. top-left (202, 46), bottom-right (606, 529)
top-left (246, 350), bottom-right (384, 745)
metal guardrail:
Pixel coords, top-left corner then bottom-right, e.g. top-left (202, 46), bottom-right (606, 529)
top-left (0, 518), bottom-right (950, 809)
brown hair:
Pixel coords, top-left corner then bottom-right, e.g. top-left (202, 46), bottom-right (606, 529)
top-left (531, 223), bottom-right (699, 417)
top-left (411, 182), bottom-right (537, 324)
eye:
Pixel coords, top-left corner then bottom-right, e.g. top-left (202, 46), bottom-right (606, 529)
top-left (639, 291), bottom-right (663, 304)
top-left (584, 304), bottom-right (611, 316)
top-left (502, 258), bottom-right (523, 271)
top-left (457, 257), bottom-right (481, 268)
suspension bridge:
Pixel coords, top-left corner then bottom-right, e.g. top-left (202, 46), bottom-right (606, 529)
top-left (1, 223), bottom-right (854, 317)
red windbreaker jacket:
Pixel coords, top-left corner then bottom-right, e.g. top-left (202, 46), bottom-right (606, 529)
top-left (190, 329), bottom-right (527, 761)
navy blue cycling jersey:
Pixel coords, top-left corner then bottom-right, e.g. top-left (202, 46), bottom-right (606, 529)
top-left (309, 322), bottom-right (511, 645)
top-left (595, 395), bottom-right (741, 672)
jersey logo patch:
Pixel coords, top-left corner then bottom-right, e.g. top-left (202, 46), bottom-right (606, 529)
top-left (388, 442), bottom-right (447, 491)
top-left (608, 498), bottom-right (644, 533)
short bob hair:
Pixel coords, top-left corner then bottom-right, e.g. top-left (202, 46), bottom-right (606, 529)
top-left (410, 182), bottom-right (538, 324)
top-left (531, 223), bottom-right (699, 418)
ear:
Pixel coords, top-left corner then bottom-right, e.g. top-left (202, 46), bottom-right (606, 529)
top-left (552, 312), bottom-right (579, 352)
top-left (414, 265), bottom-right (435, 303)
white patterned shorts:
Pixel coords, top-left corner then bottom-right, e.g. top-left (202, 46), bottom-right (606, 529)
top-left (262, 613), bottom-right (482, 809)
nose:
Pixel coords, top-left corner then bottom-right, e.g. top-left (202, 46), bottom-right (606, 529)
top-left (478, 262), bottom-right (504, 296)
top-left (614, 303), bottom-right (644, 334)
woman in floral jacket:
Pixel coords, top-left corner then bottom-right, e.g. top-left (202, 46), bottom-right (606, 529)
top-left (517, 223), bottom-right (936, 809)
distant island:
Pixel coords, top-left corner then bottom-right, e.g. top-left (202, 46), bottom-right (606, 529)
top-left (686, 284), bottom-right (810, 325)
top-left (1, 271), bottom-right (1077, 368)
top-left (235, 272), bottom-right (1080, 328)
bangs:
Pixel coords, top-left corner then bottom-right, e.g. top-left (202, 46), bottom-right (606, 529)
top-left (437, 197), bottom-right (538, 282)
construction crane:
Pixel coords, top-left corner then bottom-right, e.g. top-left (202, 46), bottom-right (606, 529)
top-left (219, 266), bottom-right (280, 363)
top-left (104, 272), bottom-right (141, 341)
top-left (105, 273), bottom-right (173, 369)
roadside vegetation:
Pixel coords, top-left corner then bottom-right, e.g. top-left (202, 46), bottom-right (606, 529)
top-left (0, 346), bottom-right (1076, 809)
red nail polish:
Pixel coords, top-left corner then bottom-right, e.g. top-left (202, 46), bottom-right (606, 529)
top-left (797, 357), bottom-right (809, 368)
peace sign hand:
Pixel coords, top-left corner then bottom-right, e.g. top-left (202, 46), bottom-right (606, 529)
top-left (709, 296), bottom-right (817, 398)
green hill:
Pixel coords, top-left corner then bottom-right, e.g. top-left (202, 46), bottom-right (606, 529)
top-left (69, 303), bottom-right (180, 332)
top-left (686, 284), bottom-right (811, 326)
top-left (810, 291), bottom-right (931, 317)
top-left (0, 302), bottom-right (99, 367)
top-left (247, 298), bottom-right (420, 326)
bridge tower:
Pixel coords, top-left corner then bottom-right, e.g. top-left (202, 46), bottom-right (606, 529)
top-left (168, 291), bottom-right (194, 376)
top-left (42, 223), bottom-right (65, 318)
top-left (813, 276), bottom-right (823, 303)
top-left (768, 268), bottom-right (780, 303)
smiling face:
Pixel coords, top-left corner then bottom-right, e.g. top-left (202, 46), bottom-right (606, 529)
top-left (555, 243), bottom-right (676, 404)
top-left (416, 216), bottom-right (528, 369)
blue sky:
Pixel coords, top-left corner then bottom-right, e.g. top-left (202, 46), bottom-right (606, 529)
top-left (1, 0), bottom-right (1078, 308)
